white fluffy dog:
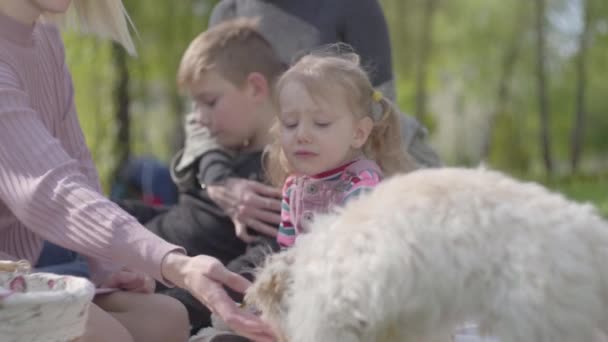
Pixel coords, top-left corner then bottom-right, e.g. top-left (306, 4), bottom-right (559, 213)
top-left (245, 168), bottom-right (608, 342)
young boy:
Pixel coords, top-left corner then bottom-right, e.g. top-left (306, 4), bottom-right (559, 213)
top-left (137, 18), bottom-right (286, 335)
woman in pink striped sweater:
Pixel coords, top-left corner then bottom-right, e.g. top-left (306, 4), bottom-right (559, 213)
top-left (0, 1), bottom-right (274, 341)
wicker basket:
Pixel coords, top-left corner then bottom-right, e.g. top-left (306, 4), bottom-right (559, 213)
top-left (0, 260), bottom-right (95, 342)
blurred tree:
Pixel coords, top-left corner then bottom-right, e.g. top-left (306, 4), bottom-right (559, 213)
top-left (63, 0), bottom-right (608, 189)
top-left (414, 0), bottom-right (439, 122)
top-left (111, 42), bottom-right (131, 182)
top-left (64, 0), bottom-right (217, 191)
top-left (570, 0), bottom-right (591, 172)
top-left (535, 0), bottom-right (555, 175)
top-left (480, 10), bottom-right (525, 160)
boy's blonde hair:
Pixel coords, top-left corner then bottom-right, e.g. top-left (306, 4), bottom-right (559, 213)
top-left (44, 0), bottom-right (136, 55)
top-left (266, 50), bottom-right (416, 187)
top-left (177, 18), bottom-right (285, 91)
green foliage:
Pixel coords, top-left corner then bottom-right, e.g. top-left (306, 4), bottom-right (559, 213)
top-left (63, 34), bottom-right (116, 189)
top-left (488, 110), bottom-right (533, 173)
top-left (64, 0), bottom-right (217, 191)
top-left (543, 174), bottom-right (608, 217)
top-left (63, 0), bottom-right (606, 208)
top-left (382, 0), bottom-right (608, 177)
top-left (380, 0), bottom-right (607, 208)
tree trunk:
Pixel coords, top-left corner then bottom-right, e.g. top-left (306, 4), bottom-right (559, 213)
top-left (534, 0), bottom-right (554, 175)
top-left (570, 0), bottom-right (591, 173)
top-left (111, 42), bottom-right (131, 181)
top-left (414, 0), bottom-right (438, 121)
top-left (381, 0), bottom-right (412, 83)
top-left (480, 30), bottom-right (522, 161)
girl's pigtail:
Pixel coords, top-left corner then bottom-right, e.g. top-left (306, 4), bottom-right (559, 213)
top-left (365, 92), bottom-right (417, 176)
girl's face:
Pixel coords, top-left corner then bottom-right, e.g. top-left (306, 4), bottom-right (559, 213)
top-left (278, 80), bottom-right (372, 176)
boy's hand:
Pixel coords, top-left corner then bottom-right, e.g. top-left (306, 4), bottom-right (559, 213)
top-left (207, 178), bottom-right (281, 242)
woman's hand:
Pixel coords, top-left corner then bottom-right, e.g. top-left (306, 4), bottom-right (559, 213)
top-left (101, 268), bottom-right (155, 294)
top-left (161, 252), bottom-right (275, 342)
top-left (207, 178), bottom-right (282, 242)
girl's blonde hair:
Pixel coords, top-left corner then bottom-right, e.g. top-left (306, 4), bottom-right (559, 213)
top-left (44, 0), bottom-right (136, 55)
top-left (265, 49), bottom-right (416, 187)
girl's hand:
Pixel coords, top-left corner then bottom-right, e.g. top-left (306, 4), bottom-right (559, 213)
top-left (101, 268), bottom-right (155, 294)
top-left (207, 178), bottom-right (282, 242)
top-left (161, 252), bottom-right (276, 342)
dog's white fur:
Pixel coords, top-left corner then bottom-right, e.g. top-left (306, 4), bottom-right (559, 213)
top-left (245, 168), bottom-right (608, 342)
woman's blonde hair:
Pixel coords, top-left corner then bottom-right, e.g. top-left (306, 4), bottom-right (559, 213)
top-left (265, 49), bottom-right (416, 187)
top-left (44, 0), bottom-right (136, 55)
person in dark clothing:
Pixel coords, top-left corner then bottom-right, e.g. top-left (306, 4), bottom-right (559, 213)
top-left (209, 0), bottom-right (441, 168)
top-left (110, 156), bottom-right (178, 207)
top-left (35, 241), bottom-right (91, 278)
top-left (146, 147), bottom-right (268, 264)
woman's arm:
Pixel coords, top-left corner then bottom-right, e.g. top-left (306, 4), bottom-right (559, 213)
top-left (0, 63), bottom-right (181, 283)
top-left (161, 252), bottom-right (275, 342)
top-left (0, 250), bottom-right (18, 261)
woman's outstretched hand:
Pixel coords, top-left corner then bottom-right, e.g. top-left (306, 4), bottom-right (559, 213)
top-left (161, 252), bottom-right (275, 342)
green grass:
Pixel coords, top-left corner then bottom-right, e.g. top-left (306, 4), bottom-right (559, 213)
top-left (542, 175), bottom-right (608, 217)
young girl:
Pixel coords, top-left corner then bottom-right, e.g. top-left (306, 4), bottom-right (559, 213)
top-left (261, 53), bottom-right (495, 342)
top-left (266, 51), bottom-right (416, 248)
top-left (0, 1), bottom-right (273, 341)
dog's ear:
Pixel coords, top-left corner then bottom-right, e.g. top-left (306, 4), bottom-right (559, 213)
top-left (245, 250), bottom-right (294, 319)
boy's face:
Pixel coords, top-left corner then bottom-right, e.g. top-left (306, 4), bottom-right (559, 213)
top-left (278, 80), bottom-right (371, 176)
top-left (190, 70), bottom-right (259, 149)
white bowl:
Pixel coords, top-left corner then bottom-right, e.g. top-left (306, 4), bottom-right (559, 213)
top-left (0, 272), bottom-right (95, 342)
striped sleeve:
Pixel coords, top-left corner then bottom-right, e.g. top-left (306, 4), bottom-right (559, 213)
top-left (0, 250), bottom-right (17, 261)
top-left (343, 169), bottom-right (383, 204)
top-left (276, 176), bottom-right (297, 248)
top-left (0, 62), bottom-right (183, 284)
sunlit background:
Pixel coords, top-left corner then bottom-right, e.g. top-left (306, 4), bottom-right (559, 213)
top-left (63, 0), bottom-right (608, 215)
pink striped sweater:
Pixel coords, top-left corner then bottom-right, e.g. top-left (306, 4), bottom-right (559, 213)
top-left (0, 12), bottom-right (182, 284)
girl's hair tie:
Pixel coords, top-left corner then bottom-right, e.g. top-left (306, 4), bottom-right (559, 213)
top-left (372, 90), bottom-right (383, 102)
